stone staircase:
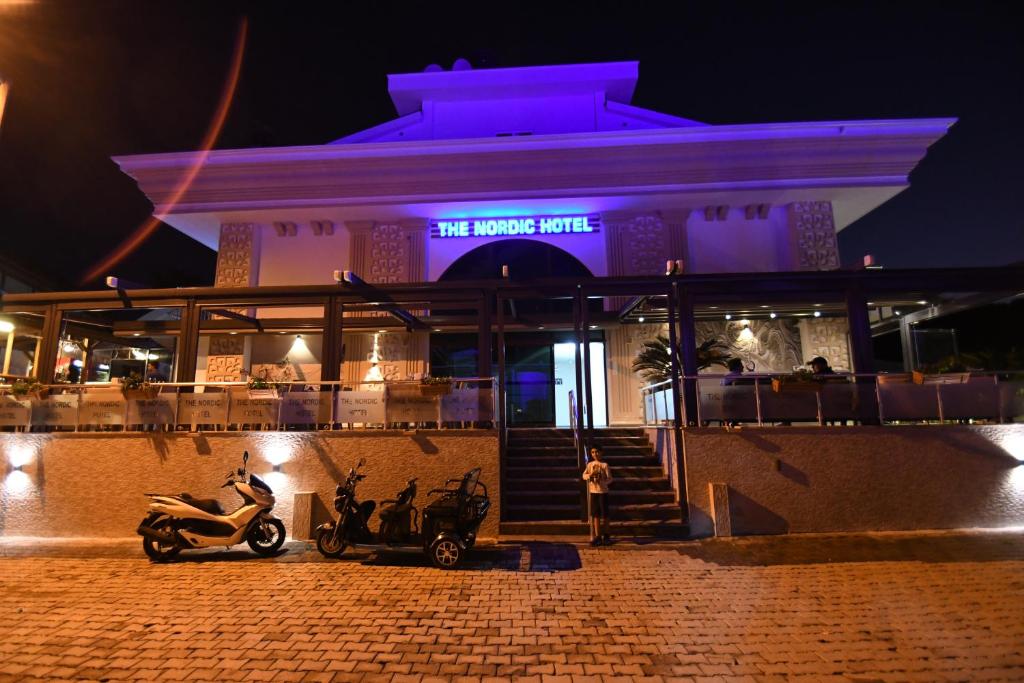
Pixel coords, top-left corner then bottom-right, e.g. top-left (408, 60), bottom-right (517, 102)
top-left (499, 427), bottom-right (687, 537)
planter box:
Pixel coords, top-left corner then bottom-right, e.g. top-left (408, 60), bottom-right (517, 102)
top-left (877, 373), bottom-right (912, 385)
top-left (420, 383), bottom-right (453, 397)
top-left (912, 371), bottom-right (970, 385)
top-left (771, 378), bottom-right (822, 394)
top-left (124, 387), bottom-right (159, 400)
top-left (247, 388), bottom-right (279, 400)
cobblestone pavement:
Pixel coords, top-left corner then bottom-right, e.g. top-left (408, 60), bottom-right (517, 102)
top-left (1, 531), bottom-right (1023, 682)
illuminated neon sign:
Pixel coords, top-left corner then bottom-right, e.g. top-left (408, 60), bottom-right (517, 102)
top-left (430, 214), bottom-right (601, 239)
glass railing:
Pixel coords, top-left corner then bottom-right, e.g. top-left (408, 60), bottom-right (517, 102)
top-left (0, 378), bottom-right (496, 432)
top-left (641, 373), bottom-right (1024, 426)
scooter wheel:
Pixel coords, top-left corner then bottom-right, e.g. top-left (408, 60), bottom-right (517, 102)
top-left (142, 516), bottom-right (181, 563)
top-left (429, 537), bottom-right (463, 569)
top-left (247, 518), bottom-right (286, 556)
top-left (315, 526), bottom-right (347, 558)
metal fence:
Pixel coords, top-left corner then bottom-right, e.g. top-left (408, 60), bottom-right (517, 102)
top-left (642, 372), bottom-right (1024, 427)
top-left (0, 378), bottom-right (496, 432)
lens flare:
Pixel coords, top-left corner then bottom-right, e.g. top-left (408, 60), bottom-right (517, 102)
top-left (80, 17), bottom-right (249, 285)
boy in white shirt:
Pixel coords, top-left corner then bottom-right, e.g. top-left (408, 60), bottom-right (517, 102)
top-left (582, 445), bottom-right (613, 545)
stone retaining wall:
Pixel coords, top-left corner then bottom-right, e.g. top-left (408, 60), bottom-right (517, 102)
top-left (0, 430), bottom-right (500, 540)
top-left (680, 425), bottom-right (1024, 537)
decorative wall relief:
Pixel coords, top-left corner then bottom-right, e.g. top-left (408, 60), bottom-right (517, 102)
top-left (695, 320), bottom-right (802, 374)
top-left (603, 211), bottom-right (688, 311)
top-left (798, 318), bottom-right (851, 371)
top-left (787, 202), bottom-right (840, 271)
top-left (214, 223), bottom-right (260, 287)
top-left (207, 223), bottom-right (261, 382)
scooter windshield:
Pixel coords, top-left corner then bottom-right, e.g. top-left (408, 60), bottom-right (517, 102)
top-left (459, 468), bottom-right (481, 499)
top-left (249, 473), bottom-right (273, 495)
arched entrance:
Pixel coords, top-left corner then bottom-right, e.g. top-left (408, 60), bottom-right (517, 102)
top-left (435, 240), bottom-right (607, 427)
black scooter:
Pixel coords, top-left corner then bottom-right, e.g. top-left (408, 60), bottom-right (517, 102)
top-left (315, 459), bottom-right (490, 569)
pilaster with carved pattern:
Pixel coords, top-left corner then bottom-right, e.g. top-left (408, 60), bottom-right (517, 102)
top-left (787, 202), bottom-right (840, 271)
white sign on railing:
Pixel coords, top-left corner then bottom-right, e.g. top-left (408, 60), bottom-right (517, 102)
top-left (177, 394), bottom-right (229, 425)
top-left (387, 388), bottom-right (438, 423)
top-left (228, 394), bottom-right (280, 425)
top-left (335, 390), bottom-right (386, 423)
top-left (126, 396), bottom-right (177, 425)
top-left (280, 391), bottom-right (333, 424)
top-left (79, 395), bottom-right (126, 426)
top-left (441, 388), bottom-right (481, 422)
top-left (0, 396), bottom-right (31, 427)
top-left (31, 395), bottom-right (79, 427)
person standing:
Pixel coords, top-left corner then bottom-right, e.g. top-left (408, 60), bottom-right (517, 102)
top-left (582, 445), bottom-right (613, 546)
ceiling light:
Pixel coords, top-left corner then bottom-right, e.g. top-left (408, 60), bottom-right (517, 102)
top-left (894, 310), bottom-right (901, 316)
top-left (589, 325), bottom-right (598, 329)
top-left (769, 312), bottom-right (777, 319)
top-left (132, 333), bottom-right (141, 337)
top-left (637, 316), bottom-right (645, 323)
top-left (230, 331), bottom-right (238, 335)
top-left (916, 300), bottom-right (928, 305)
top-left (724, 314), bottom-right (732, 320)
top-left (537, 326), bottom-right (545, 330)
top-left (708, 306), bottom-right (718, 310)
top-left (814, 303), bottom-right (822, 307)
top-left (0, 321), bottom-right (13, 333)
top-left (759, 305), bottom-right (769, 309)
top-left (813, 311), bottom-right (821, 318)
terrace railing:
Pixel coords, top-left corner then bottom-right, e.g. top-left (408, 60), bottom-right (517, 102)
top-left (0, 378), bottom-right (496, 433)
top-left (641, 372), bottom-right (1024, 427)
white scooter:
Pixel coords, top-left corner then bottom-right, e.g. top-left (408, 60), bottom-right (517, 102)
top-left (137, 451), bottom-right (286, 562)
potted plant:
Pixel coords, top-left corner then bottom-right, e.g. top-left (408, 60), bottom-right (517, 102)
top-left (420, 376), bottom-right (454, 396)
top-left (122, 372), bottom-right (159, 400)
top-left (912, 356), bottom-right (972, 385)
top-left (771, 368), bottom-right (823, 393)
top-left (247, 371), bottom-right (279, 399)
top-left (10, 379), bottom-right (47, 400)
top-left (631, 335), bottom-right (734, 384)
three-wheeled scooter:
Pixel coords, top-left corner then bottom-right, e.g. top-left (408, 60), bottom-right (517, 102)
top-left (314, 460), bottom-right (490, 569)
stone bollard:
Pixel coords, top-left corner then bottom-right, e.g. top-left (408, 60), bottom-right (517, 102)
top-left (708, 482), bottom-right (732, 538)
top-left (292, 492), bottom-right (317, 541)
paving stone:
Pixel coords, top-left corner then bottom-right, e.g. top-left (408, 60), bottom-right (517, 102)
top-left (1, 531), bottom-right (1023, 682)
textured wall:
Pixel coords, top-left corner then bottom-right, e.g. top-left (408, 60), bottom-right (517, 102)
top-left (0, 430), bottom-right (499, 540)
top-left (681, 425), bottom-right (1024, 537)
top-left (695, 319), bottom-right (802, 374)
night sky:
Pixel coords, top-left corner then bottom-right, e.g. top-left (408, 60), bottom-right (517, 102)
top-left (1, 1), bottom-right (1022, 290)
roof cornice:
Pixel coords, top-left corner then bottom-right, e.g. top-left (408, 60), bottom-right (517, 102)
top-left (113, 118), bottom-right (956, 214)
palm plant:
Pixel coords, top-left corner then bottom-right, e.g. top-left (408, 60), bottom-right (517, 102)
top-left (631, 335), bottom-right (734, 384)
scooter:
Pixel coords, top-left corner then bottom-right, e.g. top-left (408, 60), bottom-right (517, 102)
top-left (137, 451), bottom-right (286, 562)
top-left (315, 460), bottom-right (490, 569)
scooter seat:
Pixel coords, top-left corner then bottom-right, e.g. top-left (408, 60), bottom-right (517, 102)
top-left (379, 502), bottom-right (412, 522)
top-left (178, 493), bottom-right (225, 515)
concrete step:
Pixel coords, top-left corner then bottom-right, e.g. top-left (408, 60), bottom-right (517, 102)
top-left (502, 477), bottom-right (671, 492)
top-left (507, 445), bottom-right (654, 456)
top-left (504, 502), bottom-right (680, 522)
top-left (508, 436), bottom-right (652, 447)
top-left (504, 455), bottom-right (658, 468)
top-left (507, 490), bottom-right (677, 506)
top-left (505, 465), bottom-right (665, 479)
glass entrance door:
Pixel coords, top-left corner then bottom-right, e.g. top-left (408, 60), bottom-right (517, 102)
top-left (553, 342), bottom-right (607, 428)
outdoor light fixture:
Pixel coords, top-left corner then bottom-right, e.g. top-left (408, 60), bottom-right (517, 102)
top-left (637, 317), bottom-right (645, 323)
top-left (769, 312), bottom-right (777, 319)
top-left (894, 310), bottom-right (902, 316)
top-left (133, 333), bottom-right (141, 337)
top-left (62, 341), bottom-right (76, 353)
top-left (0, 320), bottom-right (13, 333)
top-left (501, 265), bottom-right (510, 278)
top-left (917, 300), bottom-right (928, 305)
top-left (738, 325), bottom-right (754, 342)
top-left (814, 311), bottom-right (822, 318)
top-left (724, 314), bottom-right (732, 320)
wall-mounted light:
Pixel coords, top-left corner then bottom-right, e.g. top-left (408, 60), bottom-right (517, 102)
top-left (894, 310), bottom-right (901, 316)
top-left (738, 325), bottom-right (754, 342)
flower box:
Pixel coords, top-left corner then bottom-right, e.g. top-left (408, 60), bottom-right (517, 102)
top-left (877, 373), bottom-right (912, 385)
top-left (124, 387), bottom-right (160, 400)
top-left (771, 378), bottom-right (822, 394)
top-left (247, 388), bottom-right (279, 400)
top-left (912, 371), bottom-right (970, 385)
